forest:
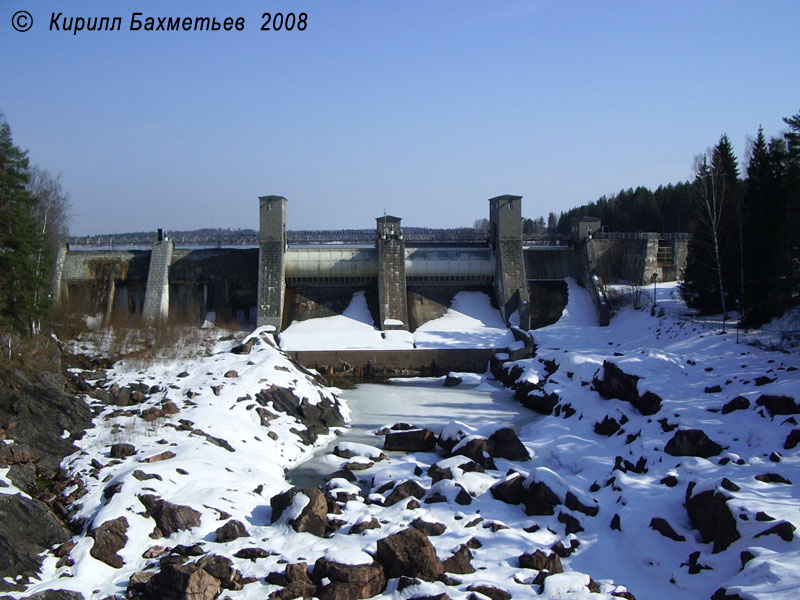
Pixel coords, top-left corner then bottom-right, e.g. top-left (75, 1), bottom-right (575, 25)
top-left (551, 111), bottom-right (800, 325)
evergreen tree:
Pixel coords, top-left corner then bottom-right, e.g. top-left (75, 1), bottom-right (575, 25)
top-left (0, 122), bottom-right (49, 335)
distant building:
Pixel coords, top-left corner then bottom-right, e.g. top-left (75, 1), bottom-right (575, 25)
top-left (570, 216), bottom-right (601, 241)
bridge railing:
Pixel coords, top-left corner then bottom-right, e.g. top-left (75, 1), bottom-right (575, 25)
top-left (592, 232), bottom-right (692, 241)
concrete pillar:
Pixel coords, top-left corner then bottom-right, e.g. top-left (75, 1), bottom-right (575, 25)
top-left (376, 215), bottom-right (408, 330)
top-left (142, 237), bottom-right (174, 322)
top-left (642, 234), bottom-right (659, 285)
top-left (257, 195), bottom-right (287, 330)
top-left (489, 195), bottom-right (530, 329)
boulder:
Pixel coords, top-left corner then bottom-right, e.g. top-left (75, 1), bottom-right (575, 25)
top-left (521, 480), bottom-right (562, 516)
top-left (141, 562), bottom-right (222, 600)
top-left (383, 429), bottom-right (437, 452)
top-left (488, 428), bottom-right (530, 461)
top-left (375, 528), bottom-right (443, 581)
top-left (518, 549), bottom-right (563, 573)
top-left (721, 396), bottom-right (750, 414)
top-left (443, 373), bottom-right (462, 387)
top-left (755, 395), bottom-right (799, 416)
top-left (785, 429), bottom-right (800, 450)
top-left (195, 555), bottom-right (243, 590)
top-left (649, 517), bottom-right (686, 542)
top-left (89, 516), bottom-right (129, 568)
top-left (256, 386), bottom-right (345, 445)
top-left (214, 519), bottom-right (249, 543)
top-left (312, 556), bottom-right (386, 600)
top-left (0, 494), bottom-right (71, 587)
top-left (594, 416), bottom-right (621, 436)
top-left (441, 545), bottom-right (474, 574)
top-left (451, 437), bottom-right (496, 470)
top-left (490, 474), bottom-right (525, 505)
top-left (686, 486), bottom-right (740, 553)
top-left (109, 443), bottom-right (136, 458)
top-left (665, 429), bottom-right (723, 458)
top-left (754, 520), bottom-right (795, 542)
top-left (411, 518), bottom-right (446, 536)
top-left (138, 495), bottom-right (202, 537)
top-left (18, 592), bottom-right (85, 600)
top-left (270, 487), bottom-right (328, 537)
top-left (384, 480), bottom-right (427, 507)
top-left (593, 361), bottom-right (662, 415)
top-left (521, 392), bottom-right (560, 415)
top-left (466, 585), bottom-right (511, 600)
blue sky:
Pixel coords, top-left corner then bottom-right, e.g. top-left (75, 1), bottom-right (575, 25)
top-left (2, 0), bottom-right (798, 235)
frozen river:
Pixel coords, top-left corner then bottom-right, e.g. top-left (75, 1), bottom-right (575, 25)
top-left (288, 377), bottom-right (538, 487)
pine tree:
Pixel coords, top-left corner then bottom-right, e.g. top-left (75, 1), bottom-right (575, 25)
top-left (0, 122), bottom-right (49, 335)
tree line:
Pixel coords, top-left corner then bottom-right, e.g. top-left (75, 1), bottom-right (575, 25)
top-left (682, 112), bottom-right (800, 325)
top-left (539, 110), bottom-right (800, 326)
top-left (0, 118), bottom-right (70, 338)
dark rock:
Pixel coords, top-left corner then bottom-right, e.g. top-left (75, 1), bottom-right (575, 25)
top-left (141, 562), bottom-right (222, 600)
top-left (755, 395), bottom-right (799, 417)
top-left (558, 512), bottom-right (583, 534)
top-left (721, 396), bottom-right (750, 414)
top-left (649, 517), bottom-right (686, 542)
top-left (383, 429), bottom-right (437, 452)
top-left (270, 487), bottom-right (328, 537)
top-left (196, 554), bottom-right (243, 590)
top-left (214, 519), bottom-right (249, 542)
top-left (256, 386), bottom-right (345, 445)
top-left (610, 513), bottom-right (621, 531)
top-left (465, 585), bottom-right (511, 600)
top-left (109, 443), bottom-right (136, 458)
top-left (411, 518), bottom-right (446, 536)
top-left (224, 370), bottom-right (239, 378)
top-left (234, 547), bottom-right (270, 560)
top-left (521, 392), bottom-right (560, 415)
top-left (384, 480), bottom-right (426, 507)
top-left (686, 488), bottom-right (740, 553)
top-left (132, 470), bottom-right (162, 482)
top-left (720, 478), bottom-right (740, 492)
top-left (784, 429), bottom-right (800, 450)
top-left (18, 591), bottom-right (86, 600)
top-left (518, 549), bottom-right (563, 573)
top-left (349, 518), bottom-right (380, 535)
top-left (754, 376), bottom-right (775, 386)
top-left (90, 516), bottom-right (128, 568)
top-left (443, 374), bottom-right (462, 387)
top-left (490, 474), bottom-right (524, 505)
top-left (754, 473), bottom-right (792, 485)
top-left (487, 427), bottom-right (530, 460)
top-left (704, 385), bottom-right (722, 394)
top-left (521, 479), bottom-right (561, 516)
top-left (0, 493), bottom-right (71, 587)
top-left (711, 588), bottom-right (745, 600)
top-left (138, 495), bottom-right (202, 537)
top-left (592, 361), bottom-right (662, 415)
top-left (660, 475), bottom-right (679, 487)
top-left (441, 545), bottom-right (474, 574)
top-left (312, 556), bottom-right (386, 600)
top-left (427, 464), bottom-right (453, 483)
top-left (754, 520), bottom-right (795, 541)
top-left (682, 550), bottom-right (712, 574)
top-left (665, 429), bottom-right (723, 458)
top-left (565, 491), bottom-right (598, 516)
top-left (139, 450), bottom-right (176, 463)
top-left (594, 416), bottom-right (621, 436)
top-left (141, 407), bottom-right (164, 422)
top-left (375, 528), bottom-right (443, 581)
top-left (172, 544), bottom-right (204, 557)
top-left (451, 437), bottom-right (496, 470)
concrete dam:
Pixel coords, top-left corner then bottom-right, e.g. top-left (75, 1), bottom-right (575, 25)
top-left (54, 195), bottom-right (689, 342)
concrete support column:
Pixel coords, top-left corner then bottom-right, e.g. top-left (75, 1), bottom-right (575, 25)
top-left (257, 195), bottom-right (287, 330)
top-left (376, 215), bottom-right (408, 330)
top-left (489, 195), bottom-right (530, 329)
top-left (642, 235), bottom-right (659, 284)
top-left (142, 237), bottom-right (174, 322)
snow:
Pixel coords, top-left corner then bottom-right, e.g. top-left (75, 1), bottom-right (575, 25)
top-left (11, 278), bottom-right (800, 600)
top-left (280, 290), bottom-right (514, 350)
